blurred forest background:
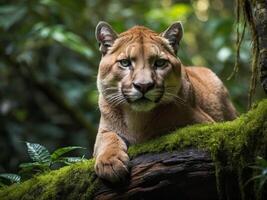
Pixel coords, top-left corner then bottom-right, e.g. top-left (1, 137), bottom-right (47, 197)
top-left (0, 0), bottom-right (265, 174)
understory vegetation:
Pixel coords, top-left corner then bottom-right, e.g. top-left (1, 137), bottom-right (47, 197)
top-left (0, 142), bottom-right (87, 187)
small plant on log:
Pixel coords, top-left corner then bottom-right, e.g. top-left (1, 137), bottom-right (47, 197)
top-left (0, 142), bottom-right (87, 187)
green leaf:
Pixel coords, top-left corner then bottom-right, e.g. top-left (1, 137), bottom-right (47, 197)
top-left (51, 146), bottom-right (85, 161)
top-left (0, 173), bottom-right (21, 183)
top-left (19, 162), bottom-right (48, 169)
top-left (0, 5), bottom-right (27, 30)
top-left (26, 142), bottom-right (51, 163)
top-left (31, 24), bottom-right (93, 58)
top-left (258, 176), bottom-right (267, 192)
top-left (145, 3), bottom-right (192, 25)
top-left (19, 162), bottom-right (50, 175)
top-left (56, 156), bottom-right (87, 165)
top-left (246, 156), bottom-right (267, 192)
top-left (256, 156), bottom-right (267, 167)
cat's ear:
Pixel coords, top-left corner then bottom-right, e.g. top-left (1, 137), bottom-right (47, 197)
top-left (161, 21), bottom-right (183, 55)
top-left (95, 21), bottom-right (118, 55)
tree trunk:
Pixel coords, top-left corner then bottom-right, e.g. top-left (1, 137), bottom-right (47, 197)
top-left (253, 0), bottom-right (267, 93)
top-left (243, 0), bottom-right (267, 93)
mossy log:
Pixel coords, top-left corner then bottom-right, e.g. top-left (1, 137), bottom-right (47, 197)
top-left (0, 100), bottom-right (266, 200)
top-left (95, 149), bottom-right (217, 200)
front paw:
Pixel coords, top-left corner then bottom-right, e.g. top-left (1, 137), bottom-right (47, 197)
top-left (95, 149), bottom-right (129, 182)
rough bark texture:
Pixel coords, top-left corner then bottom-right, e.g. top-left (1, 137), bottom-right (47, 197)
top-left (95, 149), bottom-right (217, 200)
top-left (236, 0), bottom-right (267, 103)
top-left (254, 0), bottom-right (267, 93)
top-left (0, 100), bottom-right (266, 200)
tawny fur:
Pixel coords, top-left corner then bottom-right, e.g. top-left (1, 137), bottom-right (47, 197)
top-left (94, 24), bottom-right (237, 182)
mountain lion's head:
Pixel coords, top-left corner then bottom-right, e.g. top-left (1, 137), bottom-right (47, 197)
top-left (96, 21), bottom-right (184, 112)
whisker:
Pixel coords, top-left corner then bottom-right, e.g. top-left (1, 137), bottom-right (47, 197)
top-left (105, 92), bottom-right (126, 107)
top-left (107, 95), bottom-right (122, 103)
top-left (165, 86), bottom-right (178, 89)
top-left (167, 93), bottom-right (185, 103)
top-left (113, 97), bottom-right (126, 107)
top-left (101, 87), bottom-right (118, 94)
top-left (163, 92), bottom-right (186, 105)
top-left (102, 87), bottom-right (117, 90)
top-left (105, 93), bottom-right (118, 101)
top-left (112, 97), bottom-right (126, 107)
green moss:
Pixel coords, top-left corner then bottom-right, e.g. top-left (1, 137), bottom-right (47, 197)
top-left (0, 159), bottom-right (97, 200)
top-left (128, 100), bottom-right (267, 199)
top-left (0, 100), bottom-right (266, 199)
top-left (129, 100), bottom-right (267, 159)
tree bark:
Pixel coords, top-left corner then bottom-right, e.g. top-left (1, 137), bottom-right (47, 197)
top-left (95, 149), bottom-right (218, 200)
top-left (253, 0), bottom-right (267, 94)
top-left (244, 0), bottom-right (267, 93)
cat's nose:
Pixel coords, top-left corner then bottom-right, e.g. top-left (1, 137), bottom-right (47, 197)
top-left (133, 81), bottom-right (155, 94)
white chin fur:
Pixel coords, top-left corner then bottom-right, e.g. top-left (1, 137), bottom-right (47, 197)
top-left (130, 102), bottom-right (156, 112)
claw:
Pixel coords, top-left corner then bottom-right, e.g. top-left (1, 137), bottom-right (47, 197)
top-left (95, 150), bottom-right (130, 183)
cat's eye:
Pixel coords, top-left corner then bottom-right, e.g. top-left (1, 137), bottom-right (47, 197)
top-left (119, 59), bottom-right (131, 68)
top-left (154, 59), bottom-right (167, 68)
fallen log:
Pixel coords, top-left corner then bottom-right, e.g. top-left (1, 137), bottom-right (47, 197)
top-left (0, 100), bottom-right (266, 200)
top-left (95, 149), bottom-right (217, 200)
